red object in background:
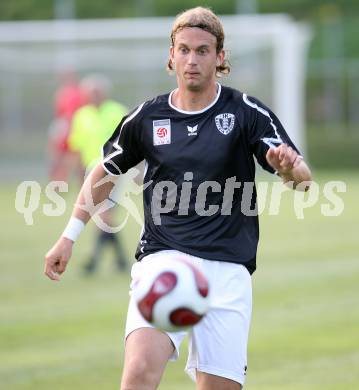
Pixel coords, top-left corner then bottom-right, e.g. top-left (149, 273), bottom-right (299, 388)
top-left (55, 82), bottom-right (85, 122)
top-left (52, 81), bottom-right (86, 152)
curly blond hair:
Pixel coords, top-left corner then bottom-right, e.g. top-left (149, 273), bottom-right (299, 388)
top-left (167, 7), bottom-right (230, 77)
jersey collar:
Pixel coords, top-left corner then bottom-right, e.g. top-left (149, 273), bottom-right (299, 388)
top-left (168, 82), bottom-right (221, 115)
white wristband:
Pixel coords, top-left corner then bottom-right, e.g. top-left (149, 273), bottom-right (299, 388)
top-left (62, 217), bottom-right (85, 242)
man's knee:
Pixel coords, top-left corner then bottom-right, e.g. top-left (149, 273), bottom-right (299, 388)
top-left (121, 357), bottom-right (162, 390)
top-left (196, 371), bottom-right (242, 390)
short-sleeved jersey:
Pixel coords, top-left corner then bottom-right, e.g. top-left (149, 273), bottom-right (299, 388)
top-left (102, 84), bottom-right (299, 274)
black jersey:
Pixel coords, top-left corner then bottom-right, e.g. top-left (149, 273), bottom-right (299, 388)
top-left (102, 84), bottom-right (299, 274)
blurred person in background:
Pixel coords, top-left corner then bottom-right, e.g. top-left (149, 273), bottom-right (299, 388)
top-left (68, 74), bottom-right (129, 274)
top-left (47, 68), bottom-right (86, 181)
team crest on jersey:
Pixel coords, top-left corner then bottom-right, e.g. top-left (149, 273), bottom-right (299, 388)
top-left (215, 113), bottom-right (235, 135)
top-left (153, 119), bottom-right (171, 145)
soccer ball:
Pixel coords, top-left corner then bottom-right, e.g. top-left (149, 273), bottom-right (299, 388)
top-left (133, 257), bottom-right (210, 332)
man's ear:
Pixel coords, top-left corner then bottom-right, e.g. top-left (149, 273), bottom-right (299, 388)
top-left (216, 49), bottom-right (225, 66)
top-left (169, 45), bottom-right (175, 64)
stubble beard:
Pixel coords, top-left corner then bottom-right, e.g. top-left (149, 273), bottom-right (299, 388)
top-left (186, 81), bottom-right (202, 92)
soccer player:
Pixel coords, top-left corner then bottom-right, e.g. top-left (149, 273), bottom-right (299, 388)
top-left (68, 74), bottom-right (129, 273)
top-left (47, 68), bottom-right (86, 181)
top-left (44, 7), bottom-right (312, 390)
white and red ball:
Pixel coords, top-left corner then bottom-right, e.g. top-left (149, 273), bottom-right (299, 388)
top-left (133, 257), bottom-right (210, 332)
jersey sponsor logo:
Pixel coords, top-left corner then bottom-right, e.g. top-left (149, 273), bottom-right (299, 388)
top-left (187, 124), bottom-right (198, 136)
top-left (153, 119), bottom-right (171, 145)
top-left (215, 113), bottom-right (235, 135)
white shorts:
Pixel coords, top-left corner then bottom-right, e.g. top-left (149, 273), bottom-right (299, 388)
top-left (125, 250), bottom-right (252, 386)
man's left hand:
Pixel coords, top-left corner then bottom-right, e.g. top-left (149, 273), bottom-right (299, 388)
top-left (266, 143), bottom-right (302, 175)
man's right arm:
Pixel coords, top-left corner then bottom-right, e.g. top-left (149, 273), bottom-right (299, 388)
top-left (44, 163), bottom-right (115, 281)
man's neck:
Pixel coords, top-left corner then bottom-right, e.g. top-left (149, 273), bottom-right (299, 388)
top-left (171, 82), bottom-right (218, 112)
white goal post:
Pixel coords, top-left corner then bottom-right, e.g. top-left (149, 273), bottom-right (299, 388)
top-left (0, 14), bottom-right (311, 155)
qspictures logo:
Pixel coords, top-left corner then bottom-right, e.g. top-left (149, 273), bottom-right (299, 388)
top-left (14, 168), bottom-right (346, 233)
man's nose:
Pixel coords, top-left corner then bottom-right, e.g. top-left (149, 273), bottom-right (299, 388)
top-left (187, 50), bottom-right (197, 65)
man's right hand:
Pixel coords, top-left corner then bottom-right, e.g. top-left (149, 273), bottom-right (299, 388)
top-left (44, 237), bottom-right (74, 281)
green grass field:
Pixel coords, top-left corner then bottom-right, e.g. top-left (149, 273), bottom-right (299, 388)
top-left (1, 171), bottom-right (358, 390)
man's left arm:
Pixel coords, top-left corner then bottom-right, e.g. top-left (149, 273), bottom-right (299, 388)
top-left (242, 94), bottom-right (312, 192)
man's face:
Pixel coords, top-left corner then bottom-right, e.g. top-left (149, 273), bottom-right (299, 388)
top-left (170, 27), bottom-right (224, 91)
